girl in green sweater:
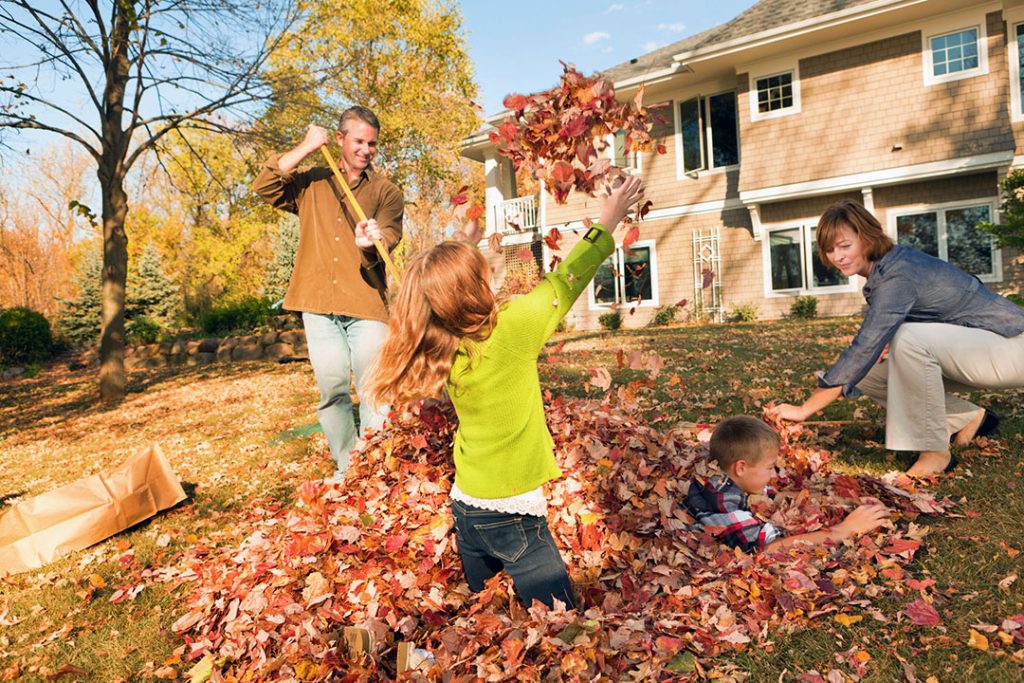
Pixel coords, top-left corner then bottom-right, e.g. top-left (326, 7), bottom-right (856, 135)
top-left (368, 175), bottom-right (644, 609)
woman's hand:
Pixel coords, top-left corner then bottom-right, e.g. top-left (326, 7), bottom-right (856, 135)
top-left (599, 174), bottom-right (644, 229)
top-left (770, 403), bottom-right (809, 422)
top-left (769, 385), bottom-right (844, 423)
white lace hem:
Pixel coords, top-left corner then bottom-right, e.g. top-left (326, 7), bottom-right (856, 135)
top-left (450, 482), bottom-right (547, 517)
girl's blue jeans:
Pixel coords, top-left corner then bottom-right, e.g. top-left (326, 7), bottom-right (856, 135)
top-left (451, 498), bottom-right (576, 609)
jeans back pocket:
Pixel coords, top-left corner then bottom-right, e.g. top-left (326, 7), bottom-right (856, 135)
top-left (473, 518), bottom-right (528, 563)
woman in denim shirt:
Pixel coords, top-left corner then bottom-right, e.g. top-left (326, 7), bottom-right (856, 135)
top-left (772, 200), bottom-right (1024, 475)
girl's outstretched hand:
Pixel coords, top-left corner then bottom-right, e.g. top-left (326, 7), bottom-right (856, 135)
top-left (599, 174), bottom-right (645, 230)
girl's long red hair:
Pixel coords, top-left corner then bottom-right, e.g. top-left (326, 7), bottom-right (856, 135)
top-left (366, 241), bottom-right (498, 409)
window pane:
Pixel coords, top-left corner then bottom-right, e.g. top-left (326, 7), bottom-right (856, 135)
top-left (593, 258), bottom-right (617, 304)
top-left (810, 227), bottom-right (849, 288)
top-left (613, 129), bottom-right (634, 169)
top-left (1017, 23), bottom-right (1024, 112)
top-left (946, 205), bottom-right (993, 275)
top-left (679, 97), bottom-right (703, 173)
top-left (623, 246), bottom-right (653, 302)
top-left (769, 229), bottom-right (803, 290)
top-left (932, 28), bottom-right (979, 76)
top-left (708, 91), bottom-right (739, 167)
top-left (755, 72), bottom-right (794, 113)
top-left (896, 212), bottom-right (939, 257)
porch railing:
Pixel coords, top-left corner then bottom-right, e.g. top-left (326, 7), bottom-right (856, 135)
top-left (496, 195), bottom-right (538, 233)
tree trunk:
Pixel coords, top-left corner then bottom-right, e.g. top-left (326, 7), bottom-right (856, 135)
top-left (97, 2), bottom-right (134, 402)
top-left (98, 173), bottom-right (129, 401)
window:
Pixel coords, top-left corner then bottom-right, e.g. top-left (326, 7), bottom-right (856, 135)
top-left (923, 22), bottom-right (986, 85)
top-left (1012, 23), bottom-right (1024, 119)
top-left (611, 129), bottom-right (639, 171)
top-left (591, 242), bottom-right (657, 308)
top-left (755, 72), bottom-right (794, 113)
top-left (677, 91), bottom-right (738, 175)
top-left (894, 202), bottom-right (999, 281)
top-left (930, 28), bottom-right (979, 76)
top-left (766, 224), bottom-right (850, 294)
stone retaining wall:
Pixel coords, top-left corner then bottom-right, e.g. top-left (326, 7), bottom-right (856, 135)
top-left (124, 329), bottom-right (308, 370)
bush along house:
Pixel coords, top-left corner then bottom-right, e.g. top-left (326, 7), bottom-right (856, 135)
top-left (460, 0), bottom-right (1024, 329)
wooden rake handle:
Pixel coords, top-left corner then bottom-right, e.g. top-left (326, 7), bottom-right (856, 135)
top-left (321, 146), bottom-right (402, 286)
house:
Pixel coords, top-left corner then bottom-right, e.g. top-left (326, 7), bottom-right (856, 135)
top-left (460, 0), bottom-right (1024, 329)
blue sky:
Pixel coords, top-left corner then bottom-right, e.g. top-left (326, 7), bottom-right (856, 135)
top-left (460, 0), bottom-right (759, 116)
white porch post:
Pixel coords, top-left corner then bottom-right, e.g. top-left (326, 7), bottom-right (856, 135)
top-left (484, 152), bottom-right (502, 235)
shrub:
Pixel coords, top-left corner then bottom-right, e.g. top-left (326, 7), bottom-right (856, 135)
top-left (790, 295), bottom-right (818, 319)
top-left (0, 307), bottom-right (53, 365)
top-left (200, 296), bottom-right (273, 336)
top-left (598, 311), bottom-right (622, 331)
top-left (1008, 292), bottom-right (1024, 307)
top-left (126, 316), bottom-right (163, 345)
top-left (651, 305), bottom-right (677, 326)
top-left (730, 303), bottom-right (758, 322)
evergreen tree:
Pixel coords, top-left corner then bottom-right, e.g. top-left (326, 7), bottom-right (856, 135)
top-left (127, 242), bottom-right (180, 328)
top-left (57, 250), bottom-right (102, 345)
top-left (262, 216), bottom-right (299, 305)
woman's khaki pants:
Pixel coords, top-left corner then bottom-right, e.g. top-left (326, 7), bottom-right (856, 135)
top-left (855, 322), bottom-right (1024, 452)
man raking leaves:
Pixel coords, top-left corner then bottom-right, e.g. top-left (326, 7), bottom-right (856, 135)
top-left (254, 106), bottom-right (403, 480)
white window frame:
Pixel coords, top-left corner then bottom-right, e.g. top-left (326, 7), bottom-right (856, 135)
top-left (749, 66), bottom-right (802, 122)
top-left (885, 198), bottom-right (1002, 283)
top-left (587, 238), bottom-right (660, 310)
top-left (1008, 15), bottom-right (1024, 122)
top-left (760, 221), bottom-right (860, 298)
top-left (922, 17), bottom-right (988, 87)
top-left (673, 90), bottom-right (739, 180)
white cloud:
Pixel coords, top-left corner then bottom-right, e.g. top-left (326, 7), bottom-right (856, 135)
top-left (657, 22), bottom-right (687, 32)
top-left (641, 40), bottom-right (660, 52)
top-left (604, 3), bottom-right (624, 12)
top-left (583, 31), bottom-right (611, 45)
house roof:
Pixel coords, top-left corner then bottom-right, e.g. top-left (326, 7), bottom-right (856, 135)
top-left (600, 0), bottom-right (891, 84)
top-left (463, 0), bottom-right (907, 148)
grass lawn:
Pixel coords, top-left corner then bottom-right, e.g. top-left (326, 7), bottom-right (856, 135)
top-left (1, 317), bottom-right (1021, 681)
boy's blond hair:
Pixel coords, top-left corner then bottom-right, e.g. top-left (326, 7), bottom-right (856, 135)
top-left (709, 416), bottom-right (780, 470)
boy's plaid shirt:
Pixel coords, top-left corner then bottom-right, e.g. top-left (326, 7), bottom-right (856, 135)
top-left (683, 475), bottom-right (783, 553)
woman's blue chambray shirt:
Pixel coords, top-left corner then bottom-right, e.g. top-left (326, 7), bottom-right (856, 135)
top-left (819, 244), bottom-right (1024, 398)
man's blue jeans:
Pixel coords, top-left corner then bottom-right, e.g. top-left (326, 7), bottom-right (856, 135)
top-left (451, 499), bottom-right (576, 609)
top-left (302, 312), bottom-right (389, 476)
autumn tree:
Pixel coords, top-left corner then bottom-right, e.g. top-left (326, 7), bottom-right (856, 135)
top-left (0, 0), bottom-right (299, 401)
top-left (0, 142), bottom-right (93, 319)
top-left (259, 0), bottom-right (478, 194)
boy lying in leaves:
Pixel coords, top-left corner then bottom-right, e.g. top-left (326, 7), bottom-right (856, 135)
top-left (684, 416), bottom-right (890, 552)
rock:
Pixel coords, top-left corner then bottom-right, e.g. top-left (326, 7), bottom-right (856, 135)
top-left (232, 343), bottom-right (263, 361)
top-left (170, 341), bottom-right (188, 355)
top-left (186, 340), bottom-right (200, 354)
top-left (216, 344), bottom-right (235, 363)
top-left (260, 331), bottom-right (279, 346)
top-left (197, 338), bottom-right (220, 353)
top-left (2, 367), bottom-right (25, 380)
top-left (190, 352), bottom-right (217, 365)
top-left (238, 335), bottom-right (259, 346)
top-left (264, 342), bottom-right (294, 360)
top-left (278, 330), bottom-right (305, 346)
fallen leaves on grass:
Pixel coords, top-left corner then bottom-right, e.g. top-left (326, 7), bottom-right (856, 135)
top-left (161, 384), bottom-right (954, 681)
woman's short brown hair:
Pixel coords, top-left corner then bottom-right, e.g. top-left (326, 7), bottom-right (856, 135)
top-left (816, 200), bottom-right (894, 268)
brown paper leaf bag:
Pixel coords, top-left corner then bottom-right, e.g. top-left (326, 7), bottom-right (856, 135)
top-left (0, 444), bottom-right (187, 575)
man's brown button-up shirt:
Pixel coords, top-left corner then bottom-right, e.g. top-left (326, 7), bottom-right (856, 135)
top-left (254, 153), bottom-right (404, 322)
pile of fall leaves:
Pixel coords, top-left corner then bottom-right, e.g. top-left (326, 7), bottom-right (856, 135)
top-left (164, 367), bottom-right (966, 682)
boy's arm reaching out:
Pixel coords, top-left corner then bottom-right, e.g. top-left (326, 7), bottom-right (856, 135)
top-left (765, 504), bottom-right (890, 551)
